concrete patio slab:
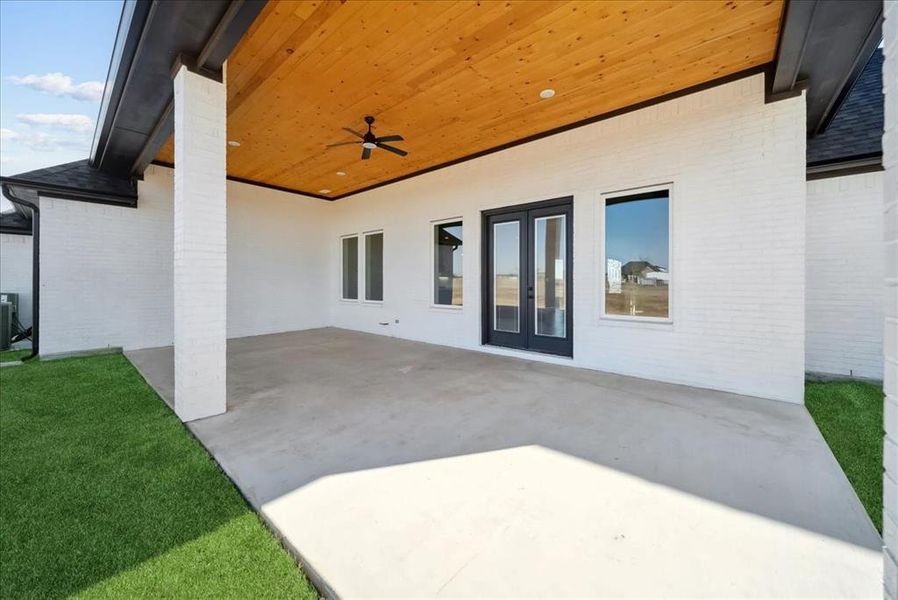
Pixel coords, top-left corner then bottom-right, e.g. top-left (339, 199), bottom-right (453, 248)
top-left (127, 328), bottom-right (881, 598)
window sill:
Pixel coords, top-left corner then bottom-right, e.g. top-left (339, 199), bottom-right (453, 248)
top-left (429, 304), bottom-right (463, 312)
top-left (598, 315), bottom-right (674, 330)
top-left (339, 298), bottom-right (359, 303)
top-left (361, 300), bottom-right (384, 306)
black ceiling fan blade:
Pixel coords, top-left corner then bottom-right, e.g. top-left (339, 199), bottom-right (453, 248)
top-left (375, 134), bottom-right (404, 143)
top-left (377, 143), bottom-right (408, 157)
top-left (343, 127), bottom-right (365, 139)
top-left (361, 146), bottom-right (372, 160)
top-left (326, 140), bottom-right (360, 148)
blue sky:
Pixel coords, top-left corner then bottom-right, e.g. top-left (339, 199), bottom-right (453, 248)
top-left (0, 0), bottom-right (122, 210)
top-left (606, 197), bottom-right (669, 268)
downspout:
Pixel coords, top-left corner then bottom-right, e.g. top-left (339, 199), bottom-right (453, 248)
top-left (2, 184), bottom-right (38, 360)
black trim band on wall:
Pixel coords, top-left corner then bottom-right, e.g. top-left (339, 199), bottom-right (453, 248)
top-left (149, 161), bottom-right (334, 201)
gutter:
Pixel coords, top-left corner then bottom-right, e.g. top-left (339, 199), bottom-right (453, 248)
top-left (0, 175), bottom-right (137, 209)
top-left (1, 184), bottom-right (39, 360)
top-left (806, 153), bottom-right (884, 180)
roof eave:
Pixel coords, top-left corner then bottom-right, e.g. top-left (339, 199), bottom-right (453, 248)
top-left (0, 177), bottom-right (137, 208)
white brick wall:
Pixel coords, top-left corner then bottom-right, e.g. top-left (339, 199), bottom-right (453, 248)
top-left (329, 73), bottom-right (806, 402)
top-left (39, 166), bottom-right (331, 355)
top-left (173, 65), bottom-right (228, 420)
top-left (40, 180), bottom-right (174, 354)
top-left (883, 0), bottom-right (898, 595)
top-left (37, 72), bottom-right (807, 404)
top-left (0, 232), bottom-right (33, 330)
top-left (806, 172), bottom-right (885, 379)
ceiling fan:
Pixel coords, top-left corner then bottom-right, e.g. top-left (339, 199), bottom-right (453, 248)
top-left (326, 116), bottom-right (407, 160)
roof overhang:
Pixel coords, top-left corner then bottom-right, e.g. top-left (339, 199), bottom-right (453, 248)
top-left (6, 0), bottom-right (887, 206)
top-left (768, 0), bottom-right (882, 135)
top-left (89, 0), bottom-right (266, 177)
top-left (806, 153), bottom-right (884, 180)
top-left (0, 200), bottom-right (33, 236)
top-left (0, 160), bottom-right (137, 208)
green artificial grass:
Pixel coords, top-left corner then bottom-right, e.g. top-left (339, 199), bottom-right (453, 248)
top-left (0, 349), bottom-right (30, 363)
top-left (806, 380), bottom-right (883, 532)
top-left (0, 353), bottom-right (317, 599)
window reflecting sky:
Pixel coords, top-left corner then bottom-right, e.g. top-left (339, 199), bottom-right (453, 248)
top-left (606, 197), bottom-right (669, 267)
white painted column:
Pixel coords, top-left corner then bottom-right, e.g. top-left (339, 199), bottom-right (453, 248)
top-left (884, 1), bottom-right (898, 597)
top-left (173, 64), bottom-right (227, 421)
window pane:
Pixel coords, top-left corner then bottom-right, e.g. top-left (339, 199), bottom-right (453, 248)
top-left (365, 232), bottom-right (383, 301)
top-left (342, 236), bottom-right (358, 299)
top-left (605, 193), bottom-right (669, 318)
top-left (535, 215), bottom-right (566, 337)
top-left (493, 221), bottom-right (520, 332)
top-left (434, 222), bottom-right (463, 305)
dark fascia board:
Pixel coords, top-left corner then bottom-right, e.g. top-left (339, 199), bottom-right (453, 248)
top-left (150, 161), bottom-right (333, 201)
top-left (767, 0), bottom-right (815, 97)
top-left (767, 0), bottom-right (882, 135)
top-left (814, 15), bottom-right (883, 134)
top-left (89, 0), bottom-right (152, 169)
top-left (128, 1), bottom-right (268, 177)
top-left (91, 0), bottom-right (267, 178)
top-left (0, 226), bottom-right (31, 236)
top-left (806, 153), bottom-right (883, 180)
top-left (0, 176), bottom-right (137, 208)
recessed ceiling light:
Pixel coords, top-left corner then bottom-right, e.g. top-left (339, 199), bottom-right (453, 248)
top-left (319, 189), bottom-right (331, 194)
top-left (227, 140), bottom-right (241, 147)
top-left (336, 171), bottom-right (346, 176)
top-left (539, 88), bottom-right (555, 99)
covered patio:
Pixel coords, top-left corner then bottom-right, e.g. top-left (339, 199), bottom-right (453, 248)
top-left (127, 328), bottom-right (880, 598)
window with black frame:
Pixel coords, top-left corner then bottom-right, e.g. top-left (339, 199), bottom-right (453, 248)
top-left (341, 235), bottom-right (358, 300)
top-left (604, 190), bottom-right (670, 319)
top-left (434, 221), bottom-right (463, 306)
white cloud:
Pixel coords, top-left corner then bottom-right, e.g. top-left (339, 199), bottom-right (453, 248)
top-left (17, 113), bottom-right (93, 133)
top-left (8, 72), bottom-right (104, 102)
top-left (0, 127), bottom-right (87, 152)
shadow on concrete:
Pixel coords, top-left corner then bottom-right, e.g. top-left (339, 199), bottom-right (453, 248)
top-left (127, 328), bottom-right (880, 552)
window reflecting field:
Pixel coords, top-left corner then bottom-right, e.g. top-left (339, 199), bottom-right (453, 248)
top-left (605, 192), bottom-right (669, 319)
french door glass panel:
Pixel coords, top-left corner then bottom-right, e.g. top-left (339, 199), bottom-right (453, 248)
top-left (483, 199), bottom-right (572, 357)
top-left (493, 221), bottom-right (520, 333)
top-left (534, 215), bottom-right (566, 338)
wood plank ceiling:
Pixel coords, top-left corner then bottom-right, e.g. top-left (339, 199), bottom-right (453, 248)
top-left (155, 0), bottom-right (783, 199)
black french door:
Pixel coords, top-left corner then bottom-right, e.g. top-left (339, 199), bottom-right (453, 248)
top-left (482, 197), bottom-right (573, 357)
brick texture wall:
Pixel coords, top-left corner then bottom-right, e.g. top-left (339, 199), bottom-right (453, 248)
top-left (40, 174), bottom-right (332, 357)
top-left (37, 72), bottom-right (807, 404)
top-left (883, 0), bottom-right (898, 596)
top-left (806, 172), bottom-right (885, 380)
top-left (330, 73), bottom-right (806, 402)
top-left (172, 65), bottom-right (228, 419)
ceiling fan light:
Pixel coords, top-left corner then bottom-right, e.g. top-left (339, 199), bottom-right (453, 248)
top-left (362, 141), bottom-right (377, 149)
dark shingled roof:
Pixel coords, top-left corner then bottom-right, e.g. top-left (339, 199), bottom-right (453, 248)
top-left (0, 159), bottom-right (136, 206)
top-left (807, 49), bottom-right (884, 166)
top-left (0, 210), bottom-right (32, 235)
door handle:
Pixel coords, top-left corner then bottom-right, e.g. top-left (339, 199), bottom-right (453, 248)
top-left (527, 286), bottom-right (534, 299)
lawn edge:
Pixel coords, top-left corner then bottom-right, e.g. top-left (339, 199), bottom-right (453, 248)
top-left (803, 382), bottom-right (883, 535)
top-left (122, 352), bottom-right (329, 599)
